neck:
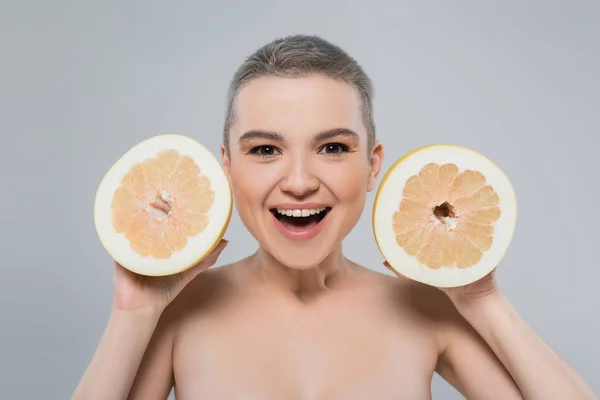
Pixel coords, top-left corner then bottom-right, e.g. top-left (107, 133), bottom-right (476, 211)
top-left (251, 245), bottom-right (353, 299)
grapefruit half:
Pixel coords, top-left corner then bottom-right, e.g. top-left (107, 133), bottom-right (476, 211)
top-left (94, 134), bottom-right (232, 276)
top-left (373, 144), bottom-right (517, 288)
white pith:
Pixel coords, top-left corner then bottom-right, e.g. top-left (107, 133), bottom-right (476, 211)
top-left (275, 207), bottom-right (327, 217)
top-left (373, 145), bottom-right (517, 288)
top-left (94, 134), bottom-right (232, 277)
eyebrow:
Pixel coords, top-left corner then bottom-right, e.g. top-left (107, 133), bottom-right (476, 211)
top-left (238, 128), bottom-right (360, 144)
top-left (238, 130), bottom-right (284, 144)
top-left (313, 128), bottom-right (360, 143)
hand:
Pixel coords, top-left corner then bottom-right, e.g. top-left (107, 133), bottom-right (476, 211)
top-left (382, 261), bottom-right (500, 305)
top-left (112, 239), bottom-right (228, 315)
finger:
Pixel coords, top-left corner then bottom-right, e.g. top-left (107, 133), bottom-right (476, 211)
top-left (382, 261), bottom-right (397, 274)
top-left (196, 239), bottom-right (228, 270)
top-left (181, 239), bottom-right (228, 282)
top-left (113, 260), bottom-right (136, 280)
top-left (213, 238), bottom-right (229, 254)
top-left (382, 261), bottom-right (408, 281)
top-left (204, 239), bottom-right (228, 264)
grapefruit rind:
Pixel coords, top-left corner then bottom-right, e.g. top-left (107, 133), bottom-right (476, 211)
top-left (372, 144), bottom-right (517, 288)
top-left (93, 134), bottom-right (232, 277)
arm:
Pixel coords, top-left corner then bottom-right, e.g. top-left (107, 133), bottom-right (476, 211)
top-left (445, 291), bottom-right (598, 400)
top-left (72, 240), bottom-right (228, 400)
top-left (71, 308), bottom-right (174, 400)
top-left (385, 262), bottom-right (596, 399)
top-left (435, 308), bottom-right (524, 399)
top-left (387, 274), bottom-right (524, 398)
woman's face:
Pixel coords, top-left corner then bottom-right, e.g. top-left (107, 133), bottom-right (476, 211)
top-left (222, 74), bottom-right (383, 269)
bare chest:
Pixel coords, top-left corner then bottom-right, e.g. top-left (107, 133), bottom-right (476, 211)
top-left (172, 292), bottom-right (440, 399)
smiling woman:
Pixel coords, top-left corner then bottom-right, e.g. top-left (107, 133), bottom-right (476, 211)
top-left (223, 72), bottom-right (377, 271)
top-left (73, 34), bottom-right (598, 400)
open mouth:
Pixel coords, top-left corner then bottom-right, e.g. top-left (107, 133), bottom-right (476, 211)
top-left (269, 207), bottom-right (332, 230)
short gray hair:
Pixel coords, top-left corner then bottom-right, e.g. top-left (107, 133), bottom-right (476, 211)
top-left (222, 34), bottom-right (375, 153)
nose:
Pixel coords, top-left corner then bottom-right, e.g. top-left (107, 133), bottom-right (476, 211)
top-left (278, 154), bottom-right (320, 198)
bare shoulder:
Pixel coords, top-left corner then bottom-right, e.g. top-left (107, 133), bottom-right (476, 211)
top-left (364, 269), bottom-right (526, 398)
top-left (358, 265), bottom-right (456, 312)
top-left (162, 261), bottom-right (241, 327)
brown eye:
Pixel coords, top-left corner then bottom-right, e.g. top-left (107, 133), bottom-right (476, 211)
top-left (260, 146), bottom-right (275, 155)
top-left (249, 145), bottom-right (281, 158)
top-left (319, 143), bottom-right (350, 154)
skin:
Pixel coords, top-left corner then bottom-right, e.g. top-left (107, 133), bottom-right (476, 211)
top-left (72, 75), bottom-right (598, 400)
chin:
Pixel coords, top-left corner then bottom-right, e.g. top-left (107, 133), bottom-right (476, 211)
top-left (268, 245), bottom-right (332, 270)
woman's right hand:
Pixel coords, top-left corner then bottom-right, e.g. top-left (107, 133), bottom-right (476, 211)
top-left (72, 241), bottom-right (228, 400)
top-left (111, 239), bottom-right (228, 316)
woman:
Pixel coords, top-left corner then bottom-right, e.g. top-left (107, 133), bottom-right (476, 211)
top-left (72, 35), bottom-right (597, 399)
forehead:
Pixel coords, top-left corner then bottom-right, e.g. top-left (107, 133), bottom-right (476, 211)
top-left (231, 75), bottom-right (365, 141)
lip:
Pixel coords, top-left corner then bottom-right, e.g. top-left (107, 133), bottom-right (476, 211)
top-left (270, 204), bottom-right (332, 241)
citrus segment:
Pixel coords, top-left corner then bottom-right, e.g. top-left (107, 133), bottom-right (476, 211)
top-left (94, 135), bottom-right (232, 276)
top-left (373, 144), bottom-right (516, 288)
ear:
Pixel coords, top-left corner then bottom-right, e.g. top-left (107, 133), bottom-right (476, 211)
top-left (220, 144), bottom-right (231, 179)
top-left (367, 140), bottom-right (384, 192)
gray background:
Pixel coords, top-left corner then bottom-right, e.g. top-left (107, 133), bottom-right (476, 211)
top-left (1, 1), bottom-right (598, 399)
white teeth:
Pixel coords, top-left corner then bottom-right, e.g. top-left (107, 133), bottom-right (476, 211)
top-left (276, 207), bottom-right (327, 217)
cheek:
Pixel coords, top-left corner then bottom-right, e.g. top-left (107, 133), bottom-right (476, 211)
top-left (229, 164), bottom-right (258, 204)
top-left (228, 161), bottom-right (274, 210)
top-left (328, 161), bottom-right (369, 201)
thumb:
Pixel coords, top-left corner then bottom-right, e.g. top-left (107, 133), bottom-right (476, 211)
top-left (382, 261), bottom-right (408, 281)
top-left (382, 260), bottom-right (395, 272)
top-left (181, 239), bottom-right (228, 283)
